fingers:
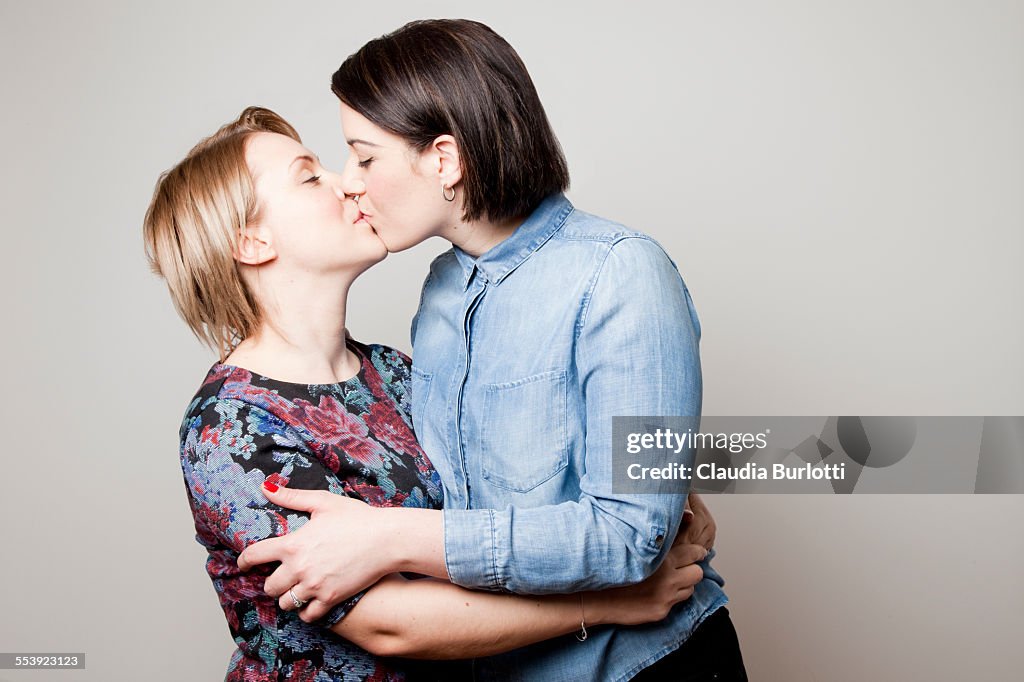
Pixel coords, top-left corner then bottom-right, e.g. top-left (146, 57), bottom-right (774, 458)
top-left (277, 591), bottom-right (330, 623)
top-left (672, 520), bottom-right (697, 547)
top-left (692, 524), bottom-right (711, 549)
top-left (263, 564), bottom-right (300, 599)
top-left (670, 564), bottom-right (704, 606)
top-left (688, 492), bottom-right (716, 550)
top-left (277, 584), bottom-right (331, 623)
top-left (260, 482), bottom-right (332, 513)
top-left (677, 497), bottom-right (695, 536)
top-left (237, 535), bottom-right (289, 572)
top-left (275, 566), bottom-right (332, 619)
top-left (692, 522), bottom-right (713, 551)
top-left (669, 542), bottom-right (708, 567)
top-left (300, 599), bottom-right (331, 623)
top-left (678, 563), bottom-right (704, 588)
top-left (703, 518), bottom-right (717, 551)
top-left (678, 522), bottom-right (713, 550)
top-left (279, 584), bottom-right (311, 612)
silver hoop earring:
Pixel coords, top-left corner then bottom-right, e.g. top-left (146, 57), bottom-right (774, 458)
top-left (442, 185), bottom-right (456, 202)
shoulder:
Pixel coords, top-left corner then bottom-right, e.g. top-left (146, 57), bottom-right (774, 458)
top-left (600, 234), bottom-right (680, 275)
top-left (547, 209), bottom-right (680, 272)
top-left (554, 206), bottom-right (650, 245)
top-left (178, 364), bottom-right (298, 446)
top-left (560, 217), bottom-right (697, 334)
top-left (178, 364), bottom-right (233, 442)
top-left (542, 207), bottom-right (679, 279)
top-left (360, 341), bottom-right (413, 381)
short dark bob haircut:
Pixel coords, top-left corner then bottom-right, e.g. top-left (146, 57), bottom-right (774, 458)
top-left (331, 19), bottom-right (569, 223)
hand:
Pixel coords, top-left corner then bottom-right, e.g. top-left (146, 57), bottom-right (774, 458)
top-left (236, 484), bottom-right (391, 623)
top-left (585, 543), bottom-right (707, 627)
top-left (677, 491), bottom-right (716, 551)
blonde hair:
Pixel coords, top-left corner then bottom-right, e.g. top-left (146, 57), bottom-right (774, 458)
top-left (143, 107), bottom-right (300, 360)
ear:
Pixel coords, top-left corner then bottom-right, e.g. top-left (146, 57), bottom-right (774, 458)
top-left (234, 223), bottom-right (277, 266)
top-left (431, 134), bottom-right (463, 189)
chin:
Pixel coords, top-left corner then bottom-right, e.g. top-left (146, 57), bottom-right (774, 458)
top-left (383, 234), bottom-right (424, 254)
top-left (368, 224), bottom-right (412, 253)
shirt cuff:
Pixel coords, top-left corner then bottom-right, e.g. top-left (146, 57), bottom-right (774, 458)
top-left (443, 507), bottom-right (501, 590)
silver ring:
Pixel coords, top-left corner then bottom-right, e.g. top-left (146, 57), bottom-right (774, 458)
top-left (288, 588), bottom-right (307, 609)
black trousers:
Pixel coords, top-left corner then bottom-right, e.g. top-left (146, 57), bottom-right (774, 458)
top-left (630, 607), bottom-right (748, 682)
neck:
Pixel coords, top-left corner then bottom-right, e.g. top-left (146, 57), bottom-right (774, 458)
top-left (442, 213), bottom-right (525, 258)
top-left (226, 269), bottom-right (361, 384)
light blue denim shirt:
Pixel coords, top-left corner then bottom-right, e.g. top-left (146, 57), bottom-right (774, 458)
top-left (410, 193), bottom-right (727, 681)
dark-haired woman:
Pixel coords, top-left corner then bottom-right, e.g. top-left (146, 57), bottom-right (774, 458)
top-left (243, 19), bottom-right (747, 681)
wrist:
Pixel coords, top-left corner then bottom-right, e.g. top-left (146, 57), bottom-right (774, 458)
top-left (579, 591), bottom-right (611, 627)
top-left (376, 508), bottom-right (411, 573)
top-left (380, 507), bottom-right (445, 576)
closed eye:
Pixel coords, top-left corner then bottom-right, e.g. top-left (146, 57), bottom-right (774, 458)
top-left (303, 175), bottom-right (322, 185)
top-left (357, 158), bottom-right (374, 168)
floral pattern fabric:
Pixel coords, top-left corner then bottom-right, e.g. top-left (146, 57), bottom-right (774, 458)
top-left (179, 340), bottom-right (448, 681)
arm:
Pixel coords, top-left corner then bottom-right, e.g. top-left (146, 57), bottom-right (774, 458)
top-left (336, 540), bottom-right (707, 659)
top-left (241, 238), bottom-right (704, 613)
top-left (248, 483), bottom-right (716, 624)
top-left (182, 398), bottom-right (368, 626)
top-left (190, 398), bottom-right (707, 656)
top-left (187, 403), bottom-right (708, 657)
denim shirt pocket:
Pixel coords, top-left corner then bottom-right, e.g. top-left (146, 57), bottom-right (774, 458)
top-left (480, 370), bottom-right (569, 493)
top-left (410, 366), bottom-right (433, 438)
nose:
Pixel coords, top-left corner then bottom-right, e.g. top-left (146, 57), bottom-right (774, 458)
top-left (340, 157), bottom-right (366, 202)
top-left (321, 170), bottom-right (348, 201)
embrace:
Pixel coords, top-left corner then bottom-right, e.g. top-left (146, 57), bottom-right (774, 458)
top-left (144, 19), bottom-right (746, 682)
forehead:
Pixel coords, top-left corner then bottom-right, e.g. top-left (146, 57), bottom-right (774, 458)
top-left (338, 102), bottom-right (403, 147)
top-left (245, 132), bottom-right (310, 178)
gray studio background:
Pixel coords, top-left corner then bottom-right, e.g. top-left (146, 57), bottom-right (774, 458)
top-left (1, 1), bottom-right (1022, 680)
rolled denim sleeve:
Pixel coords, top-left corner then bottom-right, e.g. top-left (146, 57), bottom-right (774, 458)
top-left (444, 237), bottom-right (702, 593)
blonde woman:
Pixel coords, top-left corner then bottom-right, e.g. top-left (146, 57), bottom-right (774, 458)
top-left (144, 107), bottom-right (708, 681)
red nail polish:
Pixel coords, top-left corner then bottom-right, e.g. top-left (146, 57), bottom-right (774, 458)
top-left (263, 481), bottom-right (279, 493)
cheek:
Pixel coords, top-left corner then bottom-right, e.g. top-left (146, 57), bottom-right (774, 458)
top-left (365, 169), bottom-right (424, 219)
top-left (365, 176), bottom-right (398, 215)
top-left (362, 165), bottom-right (443, 247)
top-left (304, 197), bottom-right (344, 230)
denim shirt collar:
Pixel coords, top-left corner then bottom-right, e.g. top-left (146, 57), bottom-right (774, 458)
top-left (453, 193), bottom-right (574, 289)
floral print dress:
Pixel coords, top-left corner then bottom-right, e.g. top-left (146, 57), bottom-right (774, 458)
top-left (178, 339), bottom-right (451, 681)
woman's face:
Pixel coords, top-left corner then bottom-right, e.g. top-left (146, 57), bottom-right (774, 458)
top-left (338, 102), bottom-right (455, 253)
top-left (245, 131), bottom-right (386, 274)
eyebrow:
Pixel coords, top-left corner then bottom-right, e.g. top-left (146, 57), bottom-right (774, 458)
top-left (288, 154), bottom-right (320, 170)
top-left (347, 138), bottom-right (381, 149)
